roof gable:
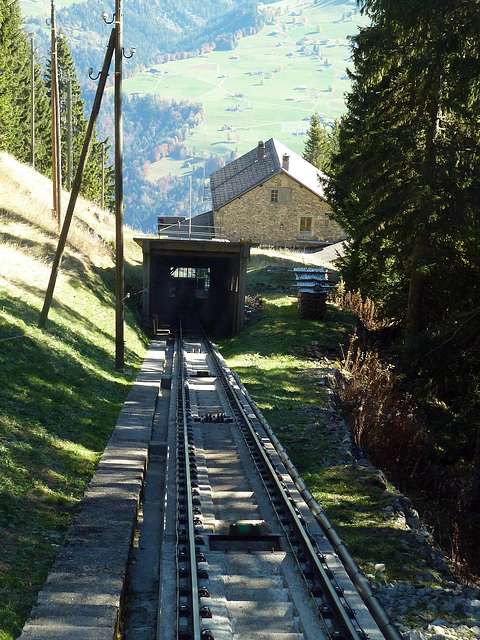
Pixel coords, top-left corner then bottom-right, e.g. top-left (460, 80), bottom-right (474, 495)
top-left (210, 137), bottom-right (327, 210)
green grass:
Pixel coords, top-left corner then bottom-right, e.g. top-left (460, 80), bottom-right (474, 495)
top-left (19, 0), bottom-right (79, 19)
top-left (218, 249), bottom-right (435, 586)
top-left (304, 466), bottom-right (416, 578)
top-left (0, 287), bottom-right (148, 639)
top-left (116, 0), bottom-right (369, 177)
top-left (0, 157), bottom-right (148, 639)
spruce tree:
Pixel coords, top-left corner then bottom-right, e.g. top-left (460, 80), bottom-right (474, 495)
top-left (45, 30), bottom-right (113, 205)
top-left (302, 112), bottom-right (335, 173)
top-left (327, 0), bottom-right (480, 553)
top-left (328, 0), bottom-right (480, 368)
top-left (0, 0), bottom-right (50, 169)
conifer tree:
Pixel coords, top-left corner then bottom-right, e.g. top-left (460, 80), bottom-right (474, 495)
top-left (328, 0), bottom-right (480, 369)
top-left (0, 0), bottom-right (50, 169)
top-left (45, 30), bottom-right (113, 206)
top-left (302, 112), bottom-right (336, 173)
top-left (327, 0), bottom-right (480, 549)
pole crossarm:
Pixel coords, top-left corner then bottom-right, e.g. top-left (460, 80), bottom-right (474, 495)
top-left (38, 29), bottom-right (116, 330)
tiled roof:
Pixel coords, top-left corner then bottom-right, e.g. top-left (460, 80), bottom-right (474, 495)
top-left (210, 137), bottom-right (327, 210)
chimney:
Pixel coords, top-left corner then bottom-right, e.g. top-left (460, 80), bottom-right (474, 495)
top-left (282, 153), bottom-right (290, 171)
top-left (257, 140), bottom-right (265, 160)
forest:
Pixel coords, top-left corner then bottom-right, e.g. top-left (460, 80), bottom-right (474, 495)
top-left (0, 0), bottom-right (110, 207)
top-left (84, 92), bottom-right (226, 232)
top-left (326, 0), bottom-right (480, 577)
top-left (25, 0), bottom-right (262, 84)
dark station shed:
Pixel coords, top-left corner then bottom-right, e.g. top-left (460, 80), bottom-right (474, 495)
top-left (134, 237), bottom-right (251, 337)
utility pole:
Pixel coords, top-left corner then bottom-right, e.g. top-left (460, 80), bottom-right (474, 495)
top-left (30, 37), bottom-right (35, 169)
top-left (66, 79), bottom-right (73, 190)
top-left (40, 4), bottom-right (132, 369)
top-left (101, 140), bottom-right (105, 210)
top-left (39, 30), bottom-right (116, 330)
top-left (50, 0), bottom-right (62, 227)
top-left (115, 0), bottom-right (125, 370)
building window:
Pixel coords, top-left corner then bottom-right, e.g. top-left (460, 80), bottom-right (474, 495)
top-left (271, 189), bottom-right (279, 203)
top-left (299, 216), bottom-right (313, 233)
top-left (324, 218), bottom-right (329, 227)
top-left (170, 267), bottom-right (210, 298)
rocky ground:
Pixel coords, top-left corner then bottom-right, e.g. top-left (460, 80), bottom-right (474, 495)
top-left (298, 344), bottom-right (480, 640)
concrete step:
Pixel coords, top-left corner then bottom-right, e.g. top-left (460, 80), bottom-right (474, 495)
top-left (223, 575), bottom-right (289, 601)
top-left (227, 600), bottom-right (299, 632)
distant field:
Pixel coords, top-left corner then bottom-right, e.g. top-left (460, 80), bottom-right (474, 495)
top-left (20, 0), bottom-right (78, 19)
top-left (22, 0), bottom-right (368, 181)
top-left (120, 0), bottom-right (368, 180)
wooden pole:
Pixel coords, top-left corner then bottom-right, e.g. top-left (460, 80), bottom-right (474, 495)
top-left (39, 30), bottom-right (116, 329)
top-left (50, 1), bottom-right (62, 227)
top-left (101, 140), bottom-right (105, 210)
top-left (66, 79), bottom-right (73, 190)
top-left (30, 37), bottom-right (35, 168)
top-left (50, 0), bottom-right (58, 224)
top-left (114, 0), bottom-right (125, 370)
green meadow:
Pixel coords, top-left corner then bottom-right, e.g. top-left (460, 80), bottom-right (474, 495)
top-left (120, 0), bottom-right (369, 179)
top-left (20, 0), bottom-right (368, 179)
top-left (20, 0), bottom-right (80, 19)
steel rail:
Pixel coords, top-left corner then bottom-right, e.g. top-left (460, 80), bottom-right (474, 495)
top-left (229, 367), bottom-right (404, 640)
top-left (204, 339), bottom-right (365, 640)
top-left (177, 329), bottom-right (201, 640)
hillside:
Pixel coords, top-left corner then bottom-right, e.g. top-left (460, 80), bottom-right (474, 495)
top-left (18, 0), bottom-right (368, 233)
top-left (2, 153), bottom-right (479, 640)
top-left (21, 0), bottom-right (260, 82)
top-left (0, 153), bottom-right (148, 640)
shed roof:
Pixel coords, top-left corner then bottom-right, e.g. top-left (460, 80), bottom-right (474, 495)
top-left (210, 137), bottom-right (328, 211)
top-left (157, 210), bottom-right (216, 240)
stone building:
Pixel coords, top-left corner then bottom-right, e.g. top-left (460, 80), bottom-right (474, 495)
top-left (209, 138), bottom-right (346, 248)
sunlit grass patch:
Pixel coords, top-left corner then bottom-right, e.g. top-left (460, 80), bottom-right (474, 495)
top-left (0, 154), bottom-right (148, 639)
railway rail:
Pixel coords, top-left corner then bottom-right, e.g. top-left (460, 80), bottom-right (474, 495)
top-left (133, 328), bottom-right (402, 640)
top-left (19, 330), bottom-right (402, 640)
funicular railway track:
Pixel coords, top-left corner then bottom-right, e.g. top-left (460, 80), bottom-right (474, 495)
top-left (18, 327), bottom-right (403, 640)
top-left (156, 326), bottom-right (402, 640)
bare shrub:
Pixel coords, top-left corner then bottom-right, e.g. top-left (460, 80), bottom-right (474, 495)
top-left (332, 286), bottom-right (390, 331)
top-left (336, 335), bottom-right (480, 579)
top-left (338, 335), bottom-right (426, 487)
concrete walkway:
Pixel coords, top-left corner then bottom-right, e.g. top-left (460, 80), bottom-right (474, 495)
top-left (19, 342), bottom-right (166, 640)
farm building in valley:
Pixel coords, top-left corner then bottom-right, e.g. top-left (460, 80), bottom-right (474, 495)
top-left (209, 138), bottom-right (346, 248)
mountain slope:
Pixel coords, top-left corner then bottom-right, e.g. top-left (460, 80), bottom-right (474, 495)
top-left (0, 153), bottom-right (147, 640)
top-left (23, 0), bottom-right (260, 78)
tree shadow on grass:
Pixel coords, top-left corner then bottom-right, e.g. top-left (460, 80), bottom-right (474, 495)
top-left (0, 289), bottom-right (146, 639)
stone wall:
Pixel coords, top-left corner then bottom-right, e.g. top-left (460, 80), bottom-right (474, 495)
top-left (213, 173), bottom-right (347, 246)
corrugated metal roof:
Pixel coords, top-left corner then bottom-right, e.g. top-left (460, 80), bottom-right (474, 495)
top-left (210, 138), bottom-right (328, 211)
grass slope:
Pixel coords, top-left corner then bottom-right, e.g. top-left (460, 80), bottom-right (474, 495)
top-left (0, 153), bottom-right (148, 640)
top-left (120, 0), bottom-right (369, 181)
top-left (20, 0), bottom-right (78, 19)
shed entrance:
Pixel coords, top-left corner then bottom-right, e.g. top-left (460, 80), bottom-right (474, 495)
top-left (134, 238), bottom-right (251, 337)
